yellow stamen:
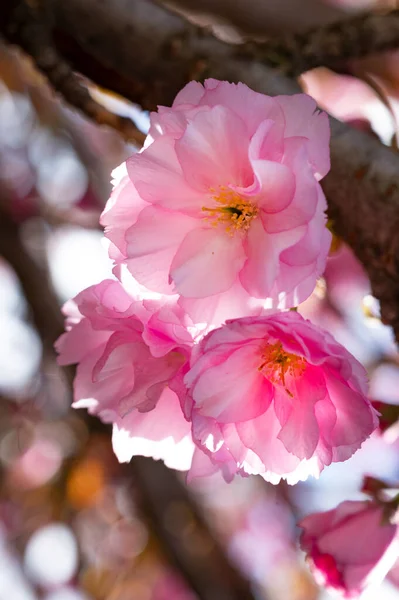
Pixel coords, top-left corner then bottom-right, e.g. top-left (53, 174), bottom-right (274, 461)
top-left (258, 341), bottom-right (306, 397)
top-left (202, 186), bottom-right (258, 235)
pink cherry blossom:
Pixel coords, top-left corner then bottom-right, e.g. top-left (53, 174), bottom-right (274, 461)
top-left (299, 500), bottom-right (399, 598)
top-left (55, 279), bottom-right (195, 470)
top-left (102, 79), bottom-right (331, 326)
top-left (101, 163), bottom-right (148, 266)
top-left (184, 311), bottom-right (378, 485)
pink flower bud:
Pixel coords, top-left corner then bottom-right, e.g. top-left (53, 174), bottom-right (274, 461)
top-left (300, 500), bottom-right (399, 598)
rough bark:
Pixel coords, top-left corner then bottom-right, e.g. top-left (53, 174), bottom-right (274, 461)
top-left (50, 0), bottom-right (399, 98)
top-left (162, 0), bottom-right (346, 36)
top-left (251, 8), bottom-right (399, 76)
top-left (1, 0), bottom-right (145, 144)
top-left (164, 2), bottom-right (399, 76)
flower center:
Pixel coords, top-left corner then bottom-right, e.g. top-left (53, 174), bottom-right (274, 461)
top-left (202, 186), bottom-right (258, 235)
top-left (258, 341), bottom-right (306, 397)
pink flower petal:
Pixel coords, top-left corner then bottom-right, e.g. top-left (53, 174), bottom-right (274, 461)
top-left (277, 366), bottom-right (327, 460)
top-left (248, 118), bottom-right (285, 163)
top-left (75, 279), bottom-right (135, 325)
top-left (148, 108), bottom-right (190, 143)
top-left (143, 304), bottom-right (193, 357)
top-left (221, 423), bottom-right (265, 474)
top-left (175, 105), bottom-right (253, 190)
top-left (173, 81), bottom-right (206, 107)
top-left (318, 508), bottom-right (396, 565)
top-left (119, 348), bottom-right (186, 414)
top-left (240, 218), bottom-right (306, 298)
top-left (179, 280), bottom-right (265, 327)
top-left (262, 138), bottom-right (320, 234)
top-left (201, 80), bottom-right (284, 137)
top-left (187, 447), bottom-right (221, 482)
top-left (324, 372), bottom-right (378, 449)
top-left (251, 159), bottom-right (295, 214)
top-left (112, 387), bottom-right (194, 470)
top-left (280, 209), bottom-right (329, 267)
top-left (170, 227), bottom-right (246, 298)
top-left (73, 341), bottom-right (136, 415)
top-left (100, 172), bottom-right (148, 257)
top-left (127, 136), bottom-right (205, 214)
top-left (192, 343), bottom-right (272, 423)
top-left (125, 205), bottom-right (197, 293)
top-left (236, 406), bottom-right (302, 476)
top-left (275, 93), bottom-right (330, 179)
top-left (56, 319), bottom-right (109, 366)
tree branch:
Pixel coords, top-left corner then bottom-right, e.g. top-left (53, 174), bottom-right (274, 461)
top-left (131, 457), bottom-right (256, 600)
top-left (48, 0), bottom-right (399, 104)
top-left (248, 8), bottom-right (399, 77)
top-left (5, 1), bottom-right (399, 111)
top-left (1, 0), bottom-right (145, 145)
top-left (161, 0), bottom-right (346, 37)
top-left (162, 2), bottom-right (399, 74)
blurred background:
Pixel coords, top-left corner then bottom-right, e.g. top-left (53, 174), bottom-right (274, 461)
top-left (2, 0), bottom-right (399, 599)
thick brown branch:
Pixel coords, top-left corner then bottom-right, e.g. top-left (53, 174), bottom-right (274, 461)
top-left (324, 120), bottom-right (399, 342)
top-left (161, 0), bottom-right (346, 36)
top-left (248, 8), bottom-right (399, 76)
top-left (163, 2), bottom-right (399, 74)
top-left (4, 0), bottom-right (399, 111)
top-left (49, 0), bottom-right (399, 93)
top-left (1, 0), bottom-right (145, 145)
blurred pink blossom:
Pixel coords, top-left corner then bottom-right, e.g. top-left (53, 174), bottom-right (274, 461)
top-left (228, 496), bottom-right (296, 582)
top-left (300, 500), bottom-right (399, 598)
top-left (301, 67), bottom-right (394, 143)
top-left (11, 438), bottom-right (62, 489)
top-left (152, 572), bottom-right (197, 600)
top-left (184, 311), bottom-right (378, 485)
top-left (103, 79), bottom-right (331, 326)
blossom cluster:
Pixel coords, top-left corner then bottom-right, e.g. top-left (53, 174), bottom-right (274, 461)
top-left (56, 79), bottom-right (395, 597)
